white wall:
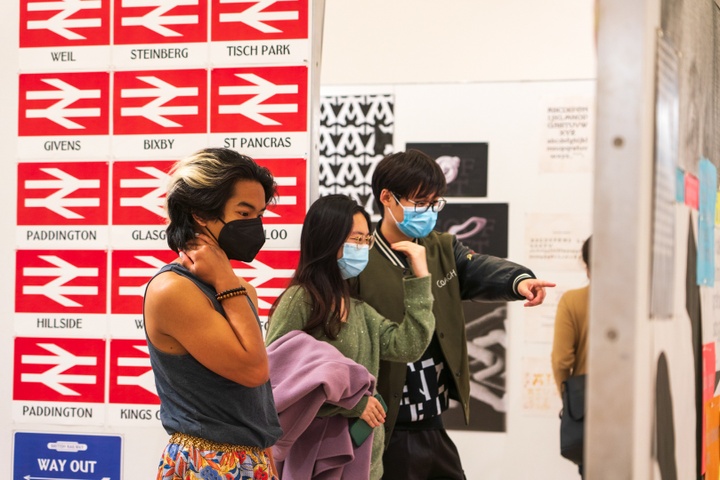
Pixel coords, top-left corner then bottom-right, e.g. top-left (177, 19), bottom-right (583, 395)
top-left (321, 0), bottom-right (596, 85)
top-left (320, 2), bottom-right (597, 479)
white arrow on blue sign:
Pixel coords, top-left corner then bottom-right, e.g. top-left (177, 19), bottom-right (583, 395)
top-left (13, 432), bottom-right (121, 480)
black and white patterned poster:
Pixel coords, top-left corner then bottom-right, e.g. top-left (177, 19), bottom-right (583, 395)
top-left (319, 94), bottom-right (394, 217)
top-left (438, 201), bottom-right (509, 431)
top-left (443, 302), bottom-right (507, 432)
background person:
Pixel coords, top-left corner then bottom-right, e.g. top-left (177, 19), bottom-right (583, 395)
top-left (552, 236), bottom-right (591, 478)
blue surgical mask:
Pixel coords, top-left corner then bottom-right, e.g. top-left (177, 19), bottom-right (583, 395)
top-left (389, 206), bottom-right (438, 238)
top-left (338, 243), bottom-right (370, 279)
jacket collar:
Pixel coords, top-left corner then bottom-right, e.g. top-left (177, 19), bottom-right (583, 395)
top-left (373, 220), bottom-right (418, 269)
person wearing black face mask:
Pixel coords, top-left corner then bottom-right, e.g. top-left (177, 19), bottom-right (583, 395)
top-left (209, 217), bottom-right (266, 262)
top-left (143, 148), bottom-right (281, 480)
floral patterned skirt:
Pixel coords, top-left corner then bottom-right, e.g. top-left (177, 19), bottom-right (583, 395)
top-left (156, 433), bottom-right (277, 480)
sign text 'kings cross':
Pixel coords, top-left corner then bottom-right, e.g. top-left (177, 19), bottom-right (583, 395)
top-left (109, 339), bottom-right (160, 405)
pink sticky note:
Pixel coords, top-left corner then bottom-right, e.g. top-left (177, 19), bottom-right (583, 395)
top-left (686, 173), bottom-right (700, 210)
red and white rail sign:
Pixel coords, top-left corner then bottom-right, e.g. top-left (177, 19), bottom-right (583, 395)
top-left (211, 0), bottom-right (308, 42)
top-left (112, 161), bottom-right (174, 225)
top-left (13, 337), bottom-right (106, 403)
top-left (210, 66), bottom-right (308, 133)
top-left (20, 0), bottom-right (111, 47)
top-left (17, 162), bottom-right (109, 226)
top-left (111, 250), bottom-right (178, 314)
top-left (15, 250), bottom-right (108, 314)
top-left (19, 72), bottom-right (110, 136)
top-left (114, 0), bottom-right (208, 44)
top-left (113, 69), bottom-right (208, 135)
top-left (231, 250), bottom-right (298, 318)
top-left (109, 339), bottom-right (159, 404)
top-left (256, 158), bottom-right (306, 224)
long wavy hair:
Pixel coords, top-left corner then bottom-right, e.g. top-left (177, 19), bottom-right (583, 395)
top-left (270, 194), bottom-right (371, 339)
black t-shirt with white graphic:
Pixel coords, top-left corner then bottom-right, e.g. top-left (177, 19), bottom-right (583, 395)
top-left (396, 334), bottom-right (451, 424)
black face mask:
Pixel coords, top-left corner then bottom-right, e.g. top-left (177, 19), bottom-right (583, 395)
top-left (215, 217), bottom-right (266, 262)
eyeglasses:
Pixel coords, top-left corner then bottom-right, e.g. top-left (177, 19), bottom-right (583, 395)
top-left (392, 192), bottom-right (447, 213)
top-left (347, 234), bottom-right (375, 250)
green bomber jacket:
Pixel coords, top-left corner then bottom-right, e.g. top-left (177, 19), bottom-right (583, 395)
top-left (353, 228), bottom-right (534, 445)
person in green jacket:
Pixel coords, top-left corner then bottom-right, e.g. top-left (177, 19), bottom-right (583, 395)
top-left (266, 194), bottom-right (436, 480)
top-left (354, 149), bottom-right (556, 479)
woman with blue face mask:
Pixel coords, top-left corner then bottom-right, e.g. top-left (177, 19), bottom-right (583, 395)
top-left (265, 194), bottom-right (436, 480)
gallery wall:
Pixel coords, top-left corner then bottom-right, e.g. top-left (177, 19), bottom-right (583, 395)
top-left (318, 2), bottom-right (597, 479)
top-left (318, 1), bottom-right (720, 479)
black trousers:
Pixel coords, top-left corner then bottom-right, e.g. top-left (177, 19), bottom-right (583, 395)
top-left (381, 426), bottom-right (466, 480)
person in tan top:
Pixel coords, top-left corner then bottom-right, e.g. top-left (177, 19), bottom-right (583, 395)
top-left (551, 236), bottom-right (591, 393)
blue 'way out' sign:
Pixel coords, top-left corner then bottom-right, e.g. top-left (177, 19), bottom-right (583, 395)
top-left (13, 432), bottom-right (122, 480)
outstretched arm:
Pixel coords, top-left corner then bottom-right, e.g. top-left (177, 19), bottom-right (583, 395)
top-left (454, 236), bottom-right (554, 304)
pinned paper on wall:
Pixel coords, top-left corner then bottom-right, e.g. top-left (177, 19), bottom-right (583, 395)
top-left (697, 158), bottom-right (716, 286)
top-left (703, 343), bottom-right (717, 475)
top-left (444, 302), bottom-right (508, 432)
top-left (685, 173), bottom-right (700, 210)
top-left (523, 287), bottom-right (563, 345)
top-left (525, 213), bottom-right (591, 271)
top-left (539, 95), bottom-right (595, 173)
top-left (705, 396), bottom-right (720, 478)
top-left (520, 356), bottom-right (562, 416)
top-left (648, 32), bottom-right (679, 320)
top-left (524, 272), bottom-right (588, 344)
top-left (676, 167), bottom-right (686, 203)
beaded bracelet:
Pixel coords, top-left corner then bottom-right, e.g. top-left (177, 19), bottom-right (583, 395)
top-left (215, 287), bottom-right (247, 302)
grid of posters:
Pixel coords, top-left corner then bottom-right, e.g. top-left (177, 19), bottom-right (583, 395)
top-left (14, 0), bottom-right (315, 431)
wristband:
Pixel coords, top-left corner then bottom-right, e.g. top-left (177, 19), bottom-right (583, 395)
top-left (215, 287), bottom-right (247, 302)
